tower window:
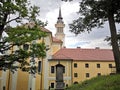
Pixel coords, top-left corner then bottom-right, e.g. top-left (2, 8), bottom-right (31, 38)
top-left (51, 66), bottom-right (55, 73)
top-left (57, 27), bottom-right (63, 33)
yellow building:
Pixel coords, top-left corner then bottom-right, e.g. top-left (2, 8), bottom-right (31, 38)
top-left (49, 47), bottom-right (115, 89)
top-left (0, 8), bottom-right (115, 90)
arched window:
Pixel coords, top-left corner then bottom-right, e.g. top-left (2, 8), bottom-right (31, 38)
top-left (74, 82), bottom-right (78, 84)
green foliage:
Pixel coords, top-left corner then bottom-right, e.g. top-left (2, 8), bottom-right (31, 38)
top-left (0, 0), bottom-right (48, 72)
top-left (30, 43), bottom-right (46, 58)
top-left (68, 0), bottom-right (120, 73)
top-left (6, 26), bottom-right (46, 45)
top-left (65, 75), bottom-right (120, 90)
top-left (0, 0), bottom-right (28, 25)
top-left (69, 0), bottom-right (120, 34)
top-left (0, 0), bottom-right (47, 37)
top-left (0, 25), bottom-right (47, 73)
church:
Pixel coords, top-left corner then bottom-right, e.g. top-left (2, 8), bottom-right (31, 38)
top-left (0, 8), bottom-right (116, 90)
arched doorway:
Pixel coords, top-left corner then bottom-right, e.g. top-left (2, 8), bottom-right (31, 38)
top-left (55, 64), bottom-right (65, 90)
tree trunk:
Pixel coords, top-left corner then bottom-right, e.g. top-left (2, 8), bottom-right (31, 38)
top-left (108, 13), bottom-right (120, 73)
top-left (0, 25), bottom-right (4, 38)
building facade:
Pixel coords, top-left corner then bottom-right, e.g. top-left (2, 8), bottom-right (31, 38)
top-left (0, 8), bottom-right (116, 90)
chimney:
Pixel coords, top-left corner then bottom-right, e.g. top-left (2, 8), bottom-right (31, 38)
top-left (77, 47), bottom-right (81, 49)
top-left (95, 47), bottom-right (100, 49)
top-left (63, 46), bottom-right (66, 48)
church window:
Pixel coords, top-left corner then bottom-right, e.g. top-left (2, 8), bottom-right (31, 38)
top-left (51, 66), bottom-right (55, 73)
top-left (63, 66), bottom-right (65, 73)
top-left (38, 61), bottom-right (41, 73)
top-left (74, 82), bottom-right (78, 84)
top-left (50, 83), bottom-right (54, 88)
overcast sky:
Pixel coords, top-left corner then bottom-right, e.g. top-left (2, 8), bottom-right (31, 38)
top-left (30, 0), bottom-right (120, 49)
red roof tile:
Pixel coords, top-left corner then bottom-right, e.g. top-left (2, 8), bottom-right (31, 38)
top-left (52, 48), bottom-right (114, 61)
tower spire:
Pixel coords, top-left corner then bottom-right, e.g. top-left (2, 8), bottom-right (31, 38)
top-left (57, 7), bottom-right (63, 23)
top-left (58, 7), bottom-right (62, 19)
top-left (55, 7), bottom-right (65, 47)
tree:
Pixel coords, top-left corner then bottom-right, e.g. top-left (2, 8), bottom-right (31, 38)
top-left (0, 25), bottom-right (47, 73)
top-left (0, 0), bottom-right (47, 38)
top-left (105, 33), bottom-right (120, 47)
top-left (63, 0), bottom-right (120, 73)
top-left (0, 0), bottom-right (26, 37)
top-left (0, 0), bottom-right (47, 72)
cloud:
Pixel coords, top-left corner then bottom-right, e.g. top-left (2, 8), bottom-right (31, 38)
top-left (35, 0), bottom-right (113, 49)
top-left (10, 0), bottom-right (115, 49)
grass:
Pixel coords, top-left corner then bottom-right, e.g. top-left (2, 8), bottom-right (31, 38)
top-left (65, 74), bottom-right (120, 90)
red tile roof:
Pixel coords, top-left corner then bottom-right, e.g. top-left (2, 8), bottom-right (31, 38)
top-left (52, 37), bottom-right (63, 43)
top-left (52, 48), bottom-right (114, 61)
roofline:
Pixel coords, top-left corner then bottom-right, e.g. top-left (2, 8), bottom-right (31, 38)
top-left (73, 60), bottom-right (114, 62)
top-left (48, 59), bottom-right (114, 62)
top-left (48, 59), bottom-right (73, 61)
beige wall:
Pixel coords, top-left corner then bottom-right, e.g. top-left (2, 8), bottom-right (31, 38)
top-left (72, 61), bottom-right (115, 83)
top-left (48, 60), bottom-right (72, 88)
top-left (52, 43), bottom-right (62, 55)
top-left (48, 60), bottom-right (115, 89)
top-left (16, 70), bottom-right (29, 90)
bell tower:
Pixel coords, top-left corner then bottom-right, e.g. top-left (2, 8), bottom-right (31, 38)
top-left (55, 7), bottom-right (65, 47)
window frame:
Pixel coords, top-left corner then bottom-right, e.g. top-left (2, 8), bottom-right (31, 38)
top-left (74, 73), bottom-right (78, 77)
top-left (97, 64), bottom-right (100, 68)
top-left (38, 61), bottom-right (41, 73)
top-left (50, 83), bottom-right (54, 88)
top-left (63, 66), bottom-right (65, 73)
top-left (85, 63), bottom-right (89, 68)
top-left (97, 73), bottom-right (101, 76)
top-left (74, 63), bottom-right (77, 68)
top-left (86, 73), bottom-right (90, 78)
top-left (51, 66), bottom-right (55, 73)
top-left (109, 64), bottom-right (112, 68)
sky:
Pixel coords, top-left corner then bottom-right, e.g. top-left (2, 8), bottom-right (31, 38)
top-left (22, 0), bottom-right (120, 49)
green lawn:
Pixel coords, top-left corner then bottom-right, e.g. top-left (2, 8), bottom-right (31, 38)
top-left (65, 74), bottom-right (120, 90)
